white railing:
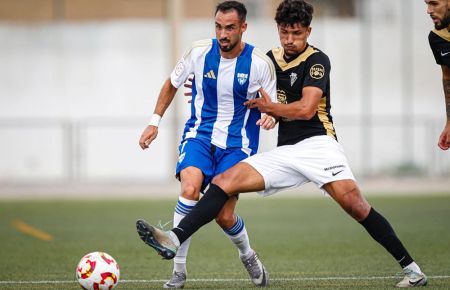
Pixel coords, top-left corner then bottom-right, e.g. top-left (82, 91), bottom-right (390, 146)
top-left (0, 116), bottom-right (448, 185)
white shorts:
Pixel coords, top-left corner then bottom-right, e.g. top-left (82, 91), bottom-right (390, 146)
top-left (243, 135), bottom-right (355, 196)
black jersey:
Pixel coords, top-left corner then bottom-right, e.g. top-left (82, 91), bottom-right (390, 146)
top-left (429, 29), bottom-right (450, 67)
top-left (267, 44), bottom-right (336, 146)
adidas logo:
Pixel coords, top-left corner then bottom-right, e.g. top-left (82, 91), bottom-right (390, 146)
top-left (204, 70), bottom-right (216, 79)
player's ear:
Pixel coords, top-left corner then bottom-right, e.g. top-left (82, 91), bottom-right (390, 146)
top-left (306, 26), bottom-right (312, 38)
top-left (241, 21), bottom-right (247, 32)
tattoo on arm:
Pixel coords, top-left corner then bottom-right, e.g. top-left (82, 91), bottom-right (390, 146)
top-left (443, 79), bottom-right (450, 120)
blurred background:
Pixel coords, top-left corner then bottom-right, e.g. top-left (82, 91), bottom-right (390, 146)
top-left (0, 0), bottom-right (449, 198)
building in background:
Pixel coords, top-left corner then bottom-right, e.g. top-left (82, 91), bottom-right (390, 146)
top-left (0, 0), bottom-right (448, 187)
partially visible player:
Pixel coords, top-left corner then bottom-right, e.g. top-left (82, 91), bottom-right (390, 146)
top-left (137, 1), bottom-right (276, 288)
top-left (137, 0), bottom-right (428, 288)
top-left (426, 0), bottom-right (450, 150)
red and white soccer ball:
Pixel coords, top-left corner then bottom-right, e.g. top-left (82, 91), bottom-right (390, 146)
top-left (76, 251), bottom-right (120, 290)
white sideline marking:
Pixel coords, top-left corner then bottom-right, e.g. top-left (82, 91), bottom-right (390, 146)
top-left (0, 275), bottom-right (449, 284)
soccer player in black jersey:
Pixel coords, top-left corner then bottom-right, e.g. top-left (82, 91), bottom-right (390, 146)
top-left (137, 0), bottom-right (427, 287)
top-left (426, 0), bottom-right (450, 150)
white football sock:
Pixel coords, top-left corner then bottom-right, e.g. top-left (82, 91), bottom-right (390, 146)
top-left (223, 216), bottom-right (252, 258)
top-left (404, 261), bottom-right (422, 274)
top-left (172, 196), bottom-right (197, 273)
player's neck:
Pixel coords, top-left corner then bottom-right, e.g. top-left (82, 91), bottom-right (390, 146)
top-left (220, 41), bottom-right (245, 59)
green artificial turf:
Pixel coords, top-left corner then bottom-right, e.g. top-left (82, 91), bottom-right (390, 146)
top-left (0, 194), bottom-right (449, 289)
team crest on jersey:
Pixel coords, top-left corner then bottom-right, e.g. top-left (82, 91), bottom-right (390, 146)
top-left (310, 64), bottom-right (325, 79)
top-left (290, 72), bottom-right (298, 86)
top-left (237, 73), bottom-right (248, 85)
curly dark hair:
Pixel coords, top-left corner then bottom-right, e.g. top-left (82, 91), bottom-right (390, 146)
top-left (215, 1), bottom-right (247, 22)
top-left (275, 0), bottom-right (314, 27)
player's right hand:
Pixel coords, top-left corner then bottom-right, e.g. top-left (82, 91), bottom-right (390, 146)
top-left (139, 125), bottom-right (158, 150)
top-left (438, 121), bottom-right (450, 150)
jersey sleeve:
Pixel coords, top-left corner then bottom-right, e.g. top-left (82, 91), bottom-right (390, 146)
top-left (303, 52), bottom-right (330, 92)
top-left (170, 44), bottom-right (196, 89)
top-left (429, 31), bottom-right (443, 65)
top-left (255, 50), bottom-right (277, 103)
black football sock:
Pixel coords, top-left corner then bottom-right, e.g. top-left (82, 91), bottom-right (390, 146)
top-left (359, 207), bottom-right (414, 268)
top-left (172, 183), bottom-right (229, 244)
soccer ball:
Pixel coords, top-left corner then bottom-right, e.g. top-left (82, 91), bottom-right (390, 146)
top-left (76, 251), bottom-right (120, 290)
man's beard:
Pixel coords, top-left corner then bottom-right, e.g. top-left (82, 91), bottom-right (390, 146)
top-left (219, 39), bottom-right (238, 52)
top-left (436, 9), bottom-right (450, 30)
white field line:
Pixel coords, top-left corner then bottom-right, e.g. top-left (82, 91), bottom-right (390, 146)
top-left (0, 275), bottom-right (449, 284)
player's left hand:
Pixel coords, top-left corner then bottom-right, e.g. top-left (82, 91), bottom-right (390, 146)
top-left (257, 114), bottom-right (277, 130)
top-left (438, 121), bottom-right (450, 150)
top-left (244, 88), bottom-right (273, 113)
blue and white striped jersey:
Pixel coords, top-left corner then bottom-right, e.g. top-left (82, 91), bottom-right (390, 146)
top-left (171, 38), bottom-right (277, 155)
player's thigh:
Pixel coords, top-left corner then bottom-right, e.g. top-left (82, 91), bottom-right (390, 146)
top-left (242, 146), bottom-right (309, 196)
top-left (176, 138), bottom-right (214, 190)
top-left (213, 162), bottom-right (265, 195)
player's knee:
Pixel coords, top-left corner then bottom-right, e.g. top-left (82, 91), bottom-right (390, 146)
top-left (215, 211), bottom-right (236, 229)
top-left (181, 184), bottom-right (200, 200)
top-left (212, 171), bottom-right (237, 195)
top-left (211, 173), bottom-right (227, 188)
top-left (344, 187), bottom-right (370, 221)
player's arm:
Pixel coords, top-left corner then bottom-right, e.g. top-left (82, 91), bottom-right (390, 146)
top-left (249, 86), bottom-right (322, 120)
top-left (139, 79), bottom-right (178, 150)
top-left (254, 50), bottom-right (278, 130)
top-left (438, 65), bottom-right (450, 150)
top-left (139, 41), bottom-right (197, 150)
top-left (248, 52), bottom-right (328, 120)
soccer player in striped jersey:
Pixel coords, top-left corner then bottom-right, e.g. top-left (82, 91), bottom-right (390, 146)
top-left (426, 0), bottom-right (450, 150)
top-left (136, 0), bottom-right (427, 288)
top-left (137, 1), bottom-right (276, 288)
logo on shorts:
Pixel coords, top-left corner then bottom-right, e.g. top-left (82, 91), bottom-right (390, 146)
top-left (332, 170), bottom-right (344, 176)
top-left (324, 165), bottom-right (345, 171)
top-left (237, 73), bottom-right (248, 85)
top-left (324, 165), bottom-right (345, 177)
top-left (178, 152), bottom-right (186, 163)
top-left (310, 64), bottom-right (325, 79)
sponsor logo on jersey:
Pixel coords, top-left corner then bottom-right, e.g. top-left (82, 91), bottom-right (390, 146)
top-left (237, 73), bottom-right (248, 85)
top-left (278, 90), bottom-right (295, 122)
top-left (277, 89), bottom-right (287, 104)
top-left (310, 64), bottom-right (325, 79)
top-left (290, 72), bottom-right (298, 86)
top-left (204, 70), bottom-right (216, 79)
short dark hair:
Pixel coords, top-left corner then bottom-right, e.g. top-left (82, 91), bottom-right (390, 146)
top-left (275, 0), bottom-right (314, 28)
top-left (215, 1), bottom-right (247, 22)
